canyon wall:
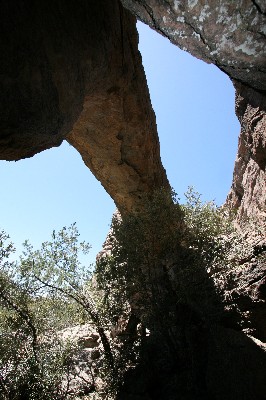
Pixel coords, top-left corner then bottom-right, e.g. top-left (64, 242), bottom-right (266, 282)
top-left (227, 82), bottom-right (266, 222)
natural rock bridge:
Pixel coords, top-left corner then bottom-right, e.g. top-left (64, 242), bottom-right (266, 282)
top-left (1, 0), bottom-right (265, 218)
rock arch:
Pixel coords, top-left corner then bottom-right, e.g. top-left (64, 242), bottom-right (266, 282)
top-left (0, 0), bottom-right (265, 217)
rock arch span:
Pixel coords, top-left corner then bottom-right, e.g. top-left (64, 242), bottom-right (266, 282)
top-left (0, 0), bottom-right (265, 218)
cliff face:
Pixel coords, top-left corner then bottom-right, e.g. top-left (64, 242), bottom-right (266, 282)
top-left (227, 83), bottom-right (266, 222)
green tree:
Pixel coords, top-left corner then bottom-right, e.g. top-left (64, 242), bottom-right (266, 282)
top-left (0, 225), bottom-right (111, 399)
top-left (19, 223), bottom-right (114, 369)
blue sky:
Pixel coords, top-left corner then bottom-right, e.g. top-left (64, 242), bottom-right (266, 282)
top-left (0, 21), bottom-right (239, 264)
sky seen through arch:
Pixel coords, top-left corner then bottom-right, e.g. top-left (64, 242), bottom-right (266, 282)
top-left (0, 21), bottom-right (240, 264)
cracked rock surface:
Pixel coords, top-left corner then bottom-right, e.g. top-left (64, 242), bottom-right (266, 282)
top-left (226, 83), bottom-right (266, 223)
top-left (121, 0), bottom-right (266, 92)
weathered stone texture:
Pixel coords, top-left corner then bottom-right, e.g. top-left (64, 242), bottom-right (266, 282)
top-left (121, 0), bottom-right (266, 92)
top-left (227, 83), bottom-right (266, 224)
top-left (67, 3), bottom-right (169, 212)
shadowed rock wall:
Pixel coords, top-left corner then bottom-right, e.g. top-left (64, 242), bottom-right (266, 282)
top-left (0, 0), bottom-right (86, 159)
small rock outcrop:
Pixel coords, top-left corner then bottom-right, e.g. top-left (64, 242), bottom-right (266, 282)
top-left (59, 325), bottom-right (102, 396)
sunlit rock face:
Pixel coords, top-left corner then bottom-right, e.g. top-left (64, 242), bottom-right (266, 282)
top-left (66, 3), bottom-right (170, 213)
top-left (121, 0), bottom-right (266, 221)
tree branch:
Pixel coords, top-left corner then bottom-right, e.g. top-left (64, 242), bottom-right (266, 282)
top-left (32, 274), bottom-right (114, 368)
top-left (0, 289), bottom-right (39, 362)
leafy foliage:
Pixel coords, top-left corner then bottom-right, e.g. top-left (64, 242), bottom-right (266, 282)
top-left (95, 187), bottom-right (242, 331)
top-left (180, 186), bottom-right (235, 269)
top-left (0, 226), bottom-right (98, 399)
top-left (1, 187), bottom-right (260, 399)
